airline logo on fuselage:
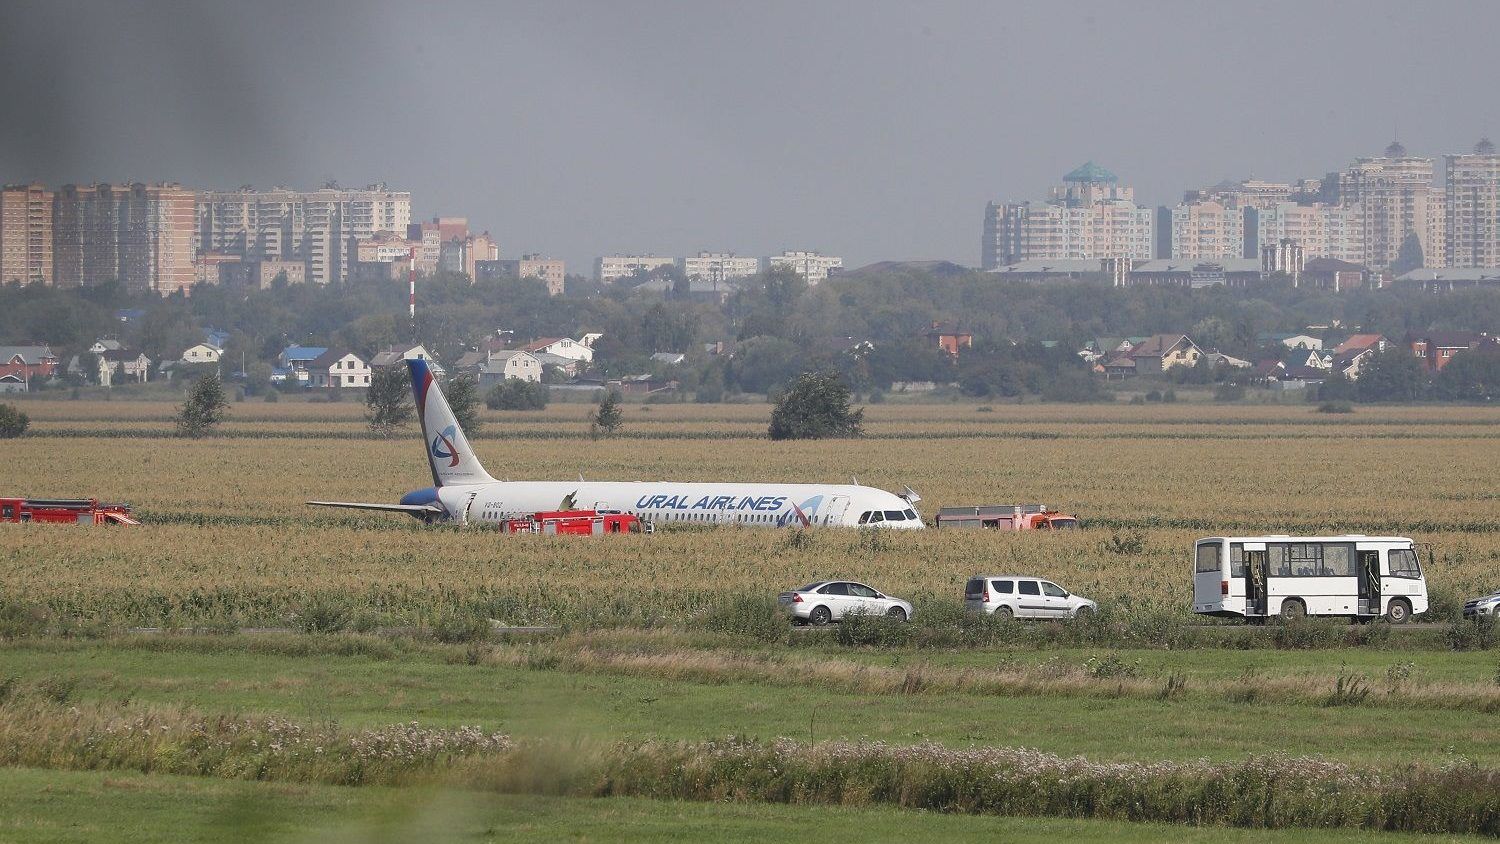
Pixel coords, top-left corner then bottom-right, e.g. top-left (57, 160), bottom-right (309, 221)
top-left (635, 493), bottom-right (788, 512)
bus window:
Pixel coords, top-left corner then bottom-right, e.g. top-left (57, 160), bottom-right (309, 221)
top-left (1268, 544), bottom-right (1291, 577)
top-left (1195, 543), bottom-right (1221, 573)
top-left (1229, 543), bottom-right (1246, 577)
top-left (1288, 543), bottom-right (1321, 576)
top-left (1322, 543), bottom-right (1355, 576)
top-left (1388, 548), bottom-right (1422, 578)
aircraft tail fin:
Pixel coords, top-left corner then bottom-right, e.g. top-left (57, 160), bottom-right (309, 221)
top-left (407, 358), bottom-right (495, 487)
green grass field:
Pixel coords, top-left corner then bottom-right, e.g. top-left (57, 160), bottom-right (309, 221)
top-left (2, 399), bottom-right (1498, 838)
top-left (6, 767), bottom-right (1475, 844)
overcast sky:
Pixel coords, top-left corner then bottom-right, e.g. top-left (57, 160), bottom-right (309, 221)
top-left (2, 0), bottom-right (1497, 271)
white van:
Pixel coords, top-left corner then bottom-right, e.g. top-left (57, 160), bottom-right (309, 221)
top-left (964, 575), bottom-right (1097, 619)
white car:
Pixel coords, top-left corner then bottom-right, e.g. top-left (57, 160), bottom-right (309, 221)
top-left (1463, 590), bottom-right (1500, 620)
top-left (778, 580), bottom-right (914, 624)
top-left (964, 574), bottom-right (1097, 619)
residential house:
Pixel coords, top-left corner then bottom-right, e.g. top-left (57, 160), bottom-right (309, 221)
top-left (1080, 337), bottom-right (1143, 364)
top-left (618, 373), bottom-right (679, 396)
top-left (1123, 334), bottom-right (1203, 374)
top-left (0, 373), bottom-right (25, 393)
top-left (1276, 365), bottom-right (1329, 390)
top-left (1125, 258), bottom-right (1264, 288)
top-left (101, 349), bottom-right (151, 384)
top-left (1331, 347), bottom-right (1376, 381)
top-left (519, 337), bottom-right (594, 364)
top-left (650, 352), bottom-right (686, 366)
top-left (205, 328), bottom-right (230, 350)
top-left (89, 338), bottom-right (125, 355)
top-left (274, 345), bottom-right (327, 384)
top-left (1333, 334), bottom-right (1389, 356)
top-left (1282, 349), bottom-right (1332, 371)
top-left (633, 277), bottom-right (738, 304)
top-left (925, 322), bottom-right (973, 356)
top-left (179, 343), bottom-right (223, 366)
top-left (1258, 332), bottom-right (1322, 350)
top-left (0, 345), bottom-right (59, 383)
top-left (531, 351), bottom-right (580, 378)
top-left (369, 343), bottom-right (443, 376)
top-left (66, 353), bottom-right (112, 384)
top-left (307, 350), bottom-right (371, 389)
top-left (1204, 351), bottom-right (1252, 369)
top-left (476, 350), bottom-right (543, 385)
top-left (1406, 331), bottom-right (1494, 372)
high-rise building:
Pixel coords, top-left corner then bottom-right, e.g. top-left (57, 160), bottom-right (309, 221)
top-left (197, 185), bottom-right (411, 284)
top-left (1165, 200), bottom-right (1245, 260)
top-left (1445, 138), bottom-right (1500, 268)
top-left (767, 250), bottom-right (842, 284)
top-left (408, 216), bottom-right (469, 274)
top-left (0, 183), bottom-right (53, 285)
top-left (982, 162), bottom-right (1154, 269)
top-left (595, 254), bottom-right (676, 283)
top-left (54, 183), bottom-right (196, 294)
top-left (1185, 179), bottom-right (1295, 210)
top-left (1337, 142), bottom-right (1445, 270)
top-left (679, 251), bottom-right (761, 281)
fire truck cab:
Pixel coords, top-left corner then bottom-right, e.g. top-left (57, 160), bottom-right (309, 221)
top-left (500, 509), bottom-right (644, 536)
top-left (0, 497), bottom-right (140, 526)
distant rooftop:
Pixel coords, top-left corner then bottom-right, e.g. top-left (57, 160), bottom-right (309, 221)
top-left (1063, 161), bottom-right (1117, 183)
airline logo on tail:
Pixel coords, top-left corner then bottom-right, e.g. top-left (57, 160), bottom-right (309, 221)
top-left (429, 425), bottom-right (460, 467)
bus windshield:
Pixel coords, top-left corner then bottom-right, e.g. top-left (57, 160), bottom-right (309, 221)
top-left (1388, 548), bottom-right (1422, 579)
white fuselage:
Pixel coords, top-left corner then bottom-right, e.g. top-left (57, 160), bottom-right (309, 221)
top-left (430, 481), bottom-right (924, 529)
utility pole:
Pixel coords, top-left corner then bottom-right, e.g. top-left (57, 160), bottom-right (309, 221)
top-left (408, 245), bottom-right (418, 343)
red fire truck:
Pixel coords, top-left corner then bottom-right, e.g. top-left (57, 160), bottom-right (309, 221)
top-left (0, 497), bottom-right (140, 526)
top-left (935, 504), bottom-right (1078, 531)
top-left (500, 509), bottom-right (644, 536)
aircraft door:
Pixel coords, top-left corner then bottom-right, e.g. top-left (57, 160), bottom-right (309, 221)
top-left (822, 495), bottom-right (851, 526)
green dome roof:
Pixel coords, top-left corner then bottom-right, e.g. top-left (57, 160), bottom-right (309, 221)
top-left (1063, 161), bottom-right (1117, 183)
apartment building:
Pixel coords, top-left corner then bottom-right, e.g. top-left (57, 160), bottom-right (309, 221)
top-left (53, 183), bottom-right (196, 294)
top-left (767, 250), bottom-right (843, 284)
top-left (1185, 179), bottom-right (1295, 210)
top-left (477, 254), bottom-right (566, 296)
top-left (1245, 202), bottom-right (1365, 264)
top-left (196, 184), bottom-right (411, 284)
top-left (1164, 200), bottom-right (1245, 260)
top-left (0, 183), bottom-right (53, 285)
top-left (982, 162), bottom-right (1154, 269)
top-left (595, 254), bottom-right (676, 283)
top-left (1445, 138), bottom-right (1500, 268)
top-left (1337, 142), bottom-right (1445, 270)
top-left (679, 251), bottom-right (761, 281)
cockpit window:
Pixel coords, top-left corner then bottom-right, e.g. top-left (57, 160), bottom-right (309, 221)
top-left (883, 510), bottom-right (906, 521)
top-left (903, 509), bottom-right (917, 520)
top-left (869, 511), bottom-right (885, 523)
top-left (857, 511), bottom-right (871, 524)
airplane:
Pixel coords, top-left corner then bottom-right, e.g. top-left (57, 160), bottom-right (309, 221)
top-left (308, 358), bottom-right (925, 530)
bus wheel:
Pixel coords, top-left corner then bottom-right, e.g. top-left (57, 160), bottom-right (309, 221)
top-left (1279, 599), bottom-right (1306, 622)
top-left (1385, 599), bottom-right (1411, 625)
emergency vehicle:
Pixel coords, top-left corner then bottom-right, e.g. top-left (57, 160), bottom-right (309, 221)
top-left (935, 504), bottom-right (1078, 530)
top-left (500, 509), bottom-right (644, 535)
top-left (0, 497), bottom-right (140, 525)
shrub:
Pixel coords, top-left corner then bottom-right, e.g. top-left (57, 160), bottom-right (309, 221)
top-left (768, 372), bottom-right (863, 440)
top-left (366, 367), bottom-right (414, 436)
top-left (1318, 401), bottom-right (1354, 414)
top-left (698, 595), bottom-right (787, 642)
top-left (431, 610), bottom-right (491, 644)
top-left (263, 388), bottom-right (281, 403)
top-left (297, 596), bottom-right (351, 634)
top-left (174, 373), bottom-right (230, 437)
top-left (1214, 382), bottom-right (1247, 402)
top-left (1446, 617), bottom-right (1497, 651)
top-left (835, 611), bottom-right (912, 647)
top-left (486, 379), bottom-right (549, 411)
top-left (0, 403), bottom-right (29, 438)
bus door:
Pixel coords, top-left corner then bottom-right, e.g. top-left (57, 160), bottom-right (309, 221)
top-left (1242, 542), bottom-right (1269, 618)
top-left (1358, 550), bottom-right (1381, 616)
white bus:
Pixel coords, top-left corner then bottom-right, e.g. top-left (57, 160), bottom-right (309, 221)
top-left (1192, 535), bottom-right (1427, 623)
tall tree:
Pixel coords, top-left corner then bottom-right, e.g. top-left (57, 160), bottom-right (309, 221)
top-left (174, 373), bottom-right (229, 438)
top-left (768, 372), bottom-right (864, 440)
top-left (445, 372), bottom-right (482, 436)
top-left (366, 367), bottom-right (414, 436)
top-left (1355, 348), bottom-right (1427, 402)
top-left (588, 389), bottom-right (624, 439)
top-left (1391, 233), bottom-right (1425, 277)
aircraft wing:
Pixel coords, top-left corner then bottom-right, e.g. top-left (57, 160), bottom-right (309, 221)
top-left (306, 500), bottom-right (445, 516)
